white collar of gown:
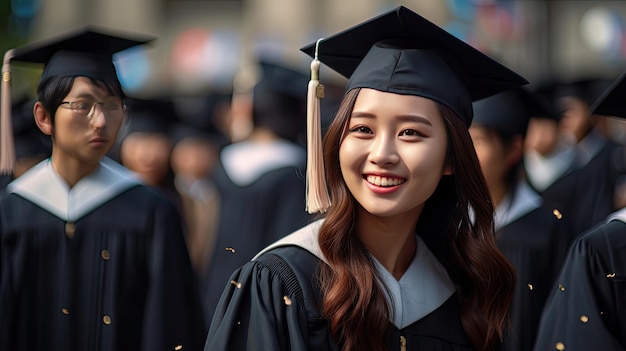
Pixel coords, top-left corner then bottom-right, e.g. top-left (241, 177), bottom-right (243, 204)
top-left (494, 181), bottom-right (543, 231)
top-left (254, 219), bottom-right (456, 329)
top-left (7, 157), bottom-right (141, 221)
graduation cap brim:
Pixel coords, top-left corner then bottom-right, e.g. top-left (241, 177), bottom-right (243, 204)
top-left (591, 71), bottom-right (626, 119)
top-left (472, 87), bottom-right (549, 137)
top-left (10, 26), bottom-right (154, 84)
top-left (300, 6), bottom-right (528, 125)
top-left (124, 97), bottom-right (178, 136)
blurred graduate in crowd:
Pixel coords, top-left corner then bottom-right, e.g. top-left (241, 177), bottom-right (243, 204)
top-left (0, 95), bottom-right (51, 189)
top-left (200, 59), bottom-right (313, 324)
top-left (117, 96), bottom-right (181, 207)
top-left (523, 80), bottom-right (575, 194)
top-left (469, 87), bottom-right (573, 351)
top-left (0, 28), bottom-right (205, 351)
top-left (539, 78), bottom-right (626, 237)
top-left (534, 71), bottom-right (626, 351)
top-left (170, 93), bottom-right (229, 277)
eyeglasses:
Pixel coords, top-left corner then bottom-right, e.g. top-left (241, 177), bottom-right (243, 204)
top-left (59, 99), bottom-right (126, 118)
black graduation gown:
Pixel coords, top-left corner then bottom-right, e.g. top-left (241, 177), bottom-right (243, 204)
top-left (495, 201), bottom-right (573, 351)
top-left (201, 155), bottom-right (312, 324)
top-left (0, 164), bottom-right (206, 351)
top-left (205, 245), bottom-right (474, 351)
top-left (533, 219), bottom-right (626, 351)
top-left (540, 137), bottom-right (626, 237)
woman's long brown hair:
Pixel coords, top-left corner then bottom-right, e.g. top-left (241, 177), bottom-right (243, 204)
top-left (318, 88), bottom-right (516, 351)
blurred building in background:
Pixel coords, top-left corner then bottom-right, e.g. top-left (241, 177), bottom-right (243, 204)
top-left (2, 0), bottom-right (626, 101)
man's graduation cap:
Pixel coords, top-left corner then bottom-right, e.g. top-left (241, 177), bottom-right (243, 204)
top-left (252, 60), bottom-right (308, 143)
top-left (472, 87), bottom-right (555, 138)
top-left (1, 26), bottom-right (154, 174)
top-left (299, 6), bottom-right (528, 213)
top-left (591, 71), bottom-right (626, 118)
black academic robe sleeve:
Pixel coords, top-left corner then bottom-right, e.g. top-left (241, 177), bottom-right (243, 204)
top-left (142, 196), bottom-right (207, 351)
top-left (205, 248), bottom-right (337, 351)
top-left (533, 220), bottom-right (626, 351)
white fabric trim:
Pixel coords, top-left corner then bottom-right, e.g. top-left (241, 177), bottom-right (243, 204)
top-left (252, 219), bottom-right (326, 263)
top-left (371, 235), bottom-right (456, 329)
top-left (607, 207), bottom-right (626, 224)
top-left (8, 157), bottom-right (141, 221)
top-left (494, 181), bottom-right (543, 231)
top-left (524, 146), bottom-right (575, 192)
top-left (252, 219), bottom-right (456, 329)
top-left (220, 140), bottom-right (304, 187)
top-left (574, 130), bottom-right (606, 168)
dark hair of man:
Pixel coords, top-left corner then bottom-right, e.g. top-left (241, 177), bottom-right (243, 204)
top-left (37, 75), bottom-right (125, 125)
top-left (317, 88), bottom-right (516, 351)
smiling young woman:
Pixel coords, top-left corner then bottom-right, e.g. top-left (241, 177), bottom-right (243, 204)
top-left (205, 6), bottom-right (527, 351)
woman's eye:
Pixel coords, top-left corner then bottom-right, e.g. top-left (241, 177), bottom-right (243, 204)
top-left (349, 126), bottom-right (372, 134)
top-left (400, 129), bottom-right (424, 137)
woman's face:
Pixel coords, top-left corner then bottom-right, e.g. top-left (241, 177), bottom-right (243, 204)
top-left (339, 88), bottom-right (452, 219)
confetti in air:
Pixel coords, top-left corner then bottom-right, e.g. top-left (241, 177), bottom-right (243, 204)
top-left (580, 315), bottom-right (589, 323)
top-left (174, 345), bottom-right (183, 350)
top-left (225, 247), bottom-right (236, 253)
top-left (552, 209), bottom-right (563, 219)
top-left (231, 280), bottom-right (242, 288)
top-left (527, 283), bottom-right (533, 291)
top-left (555, 342), bottom-right (565, 350)
top-left (283, 296), bottom-right (292, 305)
top-left (607, 272), bottom-right (616, 278)
top-left (558, 284), bottom-right (566, 292)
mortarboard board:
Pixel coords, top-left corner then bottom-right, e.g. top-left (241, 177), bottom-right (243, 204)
top-left (123, 97), bottom-right (177, 136)
top-left (553, 77), bottom-right (612, 107)
top-left (301, 5), bottom-right (528, 127)
top-left (1, 26), bottom-right (154, 174)
top-left (299, 6), bottom-right (528, 213)
top-left (590, 71), bottom-right (626, 119)
top-left (252, 59), bottom-right (308, 143)
top-left (472, 87), bottom-right (555, 138)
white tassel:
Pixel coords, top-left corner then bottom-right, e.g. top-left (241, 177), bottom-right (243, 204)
top-left (1, 49), bottom-right (15, 175)
top-left (305, 38), bottom-right (331, 214)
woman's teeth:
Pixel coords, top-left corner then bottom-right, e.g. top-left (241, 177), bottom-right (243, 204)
top-left (366, 175), bottom-right (406, 187)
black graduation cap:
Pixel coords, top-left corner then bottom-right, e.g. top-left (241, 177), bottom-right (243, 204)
top-left (472, 87), bottom-right (552, 138)
top-left (123, 97), bottom-right (177, 136)
top-left (591, 71), bottom-right (626, 119)
top-left (553, 77), bottom-right (612, 107)
top-left (10, 26), bottom-right (154, 86)
top-left (1, 26), bottom-right (154, 174)
top-left (300, 5), bottom-right (528, 126)
top-left (299, 6), bottom-right (528, 214)
top-left (527, 79), bottom-right (562, 121)
top-left (252, 59), bottom-right (308, 143)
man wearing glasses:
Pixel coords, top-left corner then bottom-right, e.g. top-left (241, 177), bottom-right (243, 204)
top-left (0, 28), bottom-right (206, 351)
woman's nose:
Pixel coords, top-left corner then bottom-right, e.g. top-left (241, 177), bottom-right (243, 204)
top-left (369, 134), bottom-right (399, 166)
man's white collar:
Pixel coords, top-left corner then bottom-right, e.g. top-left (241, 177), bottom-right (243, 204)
top-left (7, 157), bottom-right (141, 221)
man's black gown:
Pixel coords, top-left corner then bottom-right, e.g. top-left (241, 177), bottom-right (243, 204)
top-left (539, 133), bottom-right (626, 237)
top-left (0, 159), bottom-right (206, 351)
top-left (533, 212), bottom-right (626, 351)
top-left (494, 183), bottom-right (574, 351)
